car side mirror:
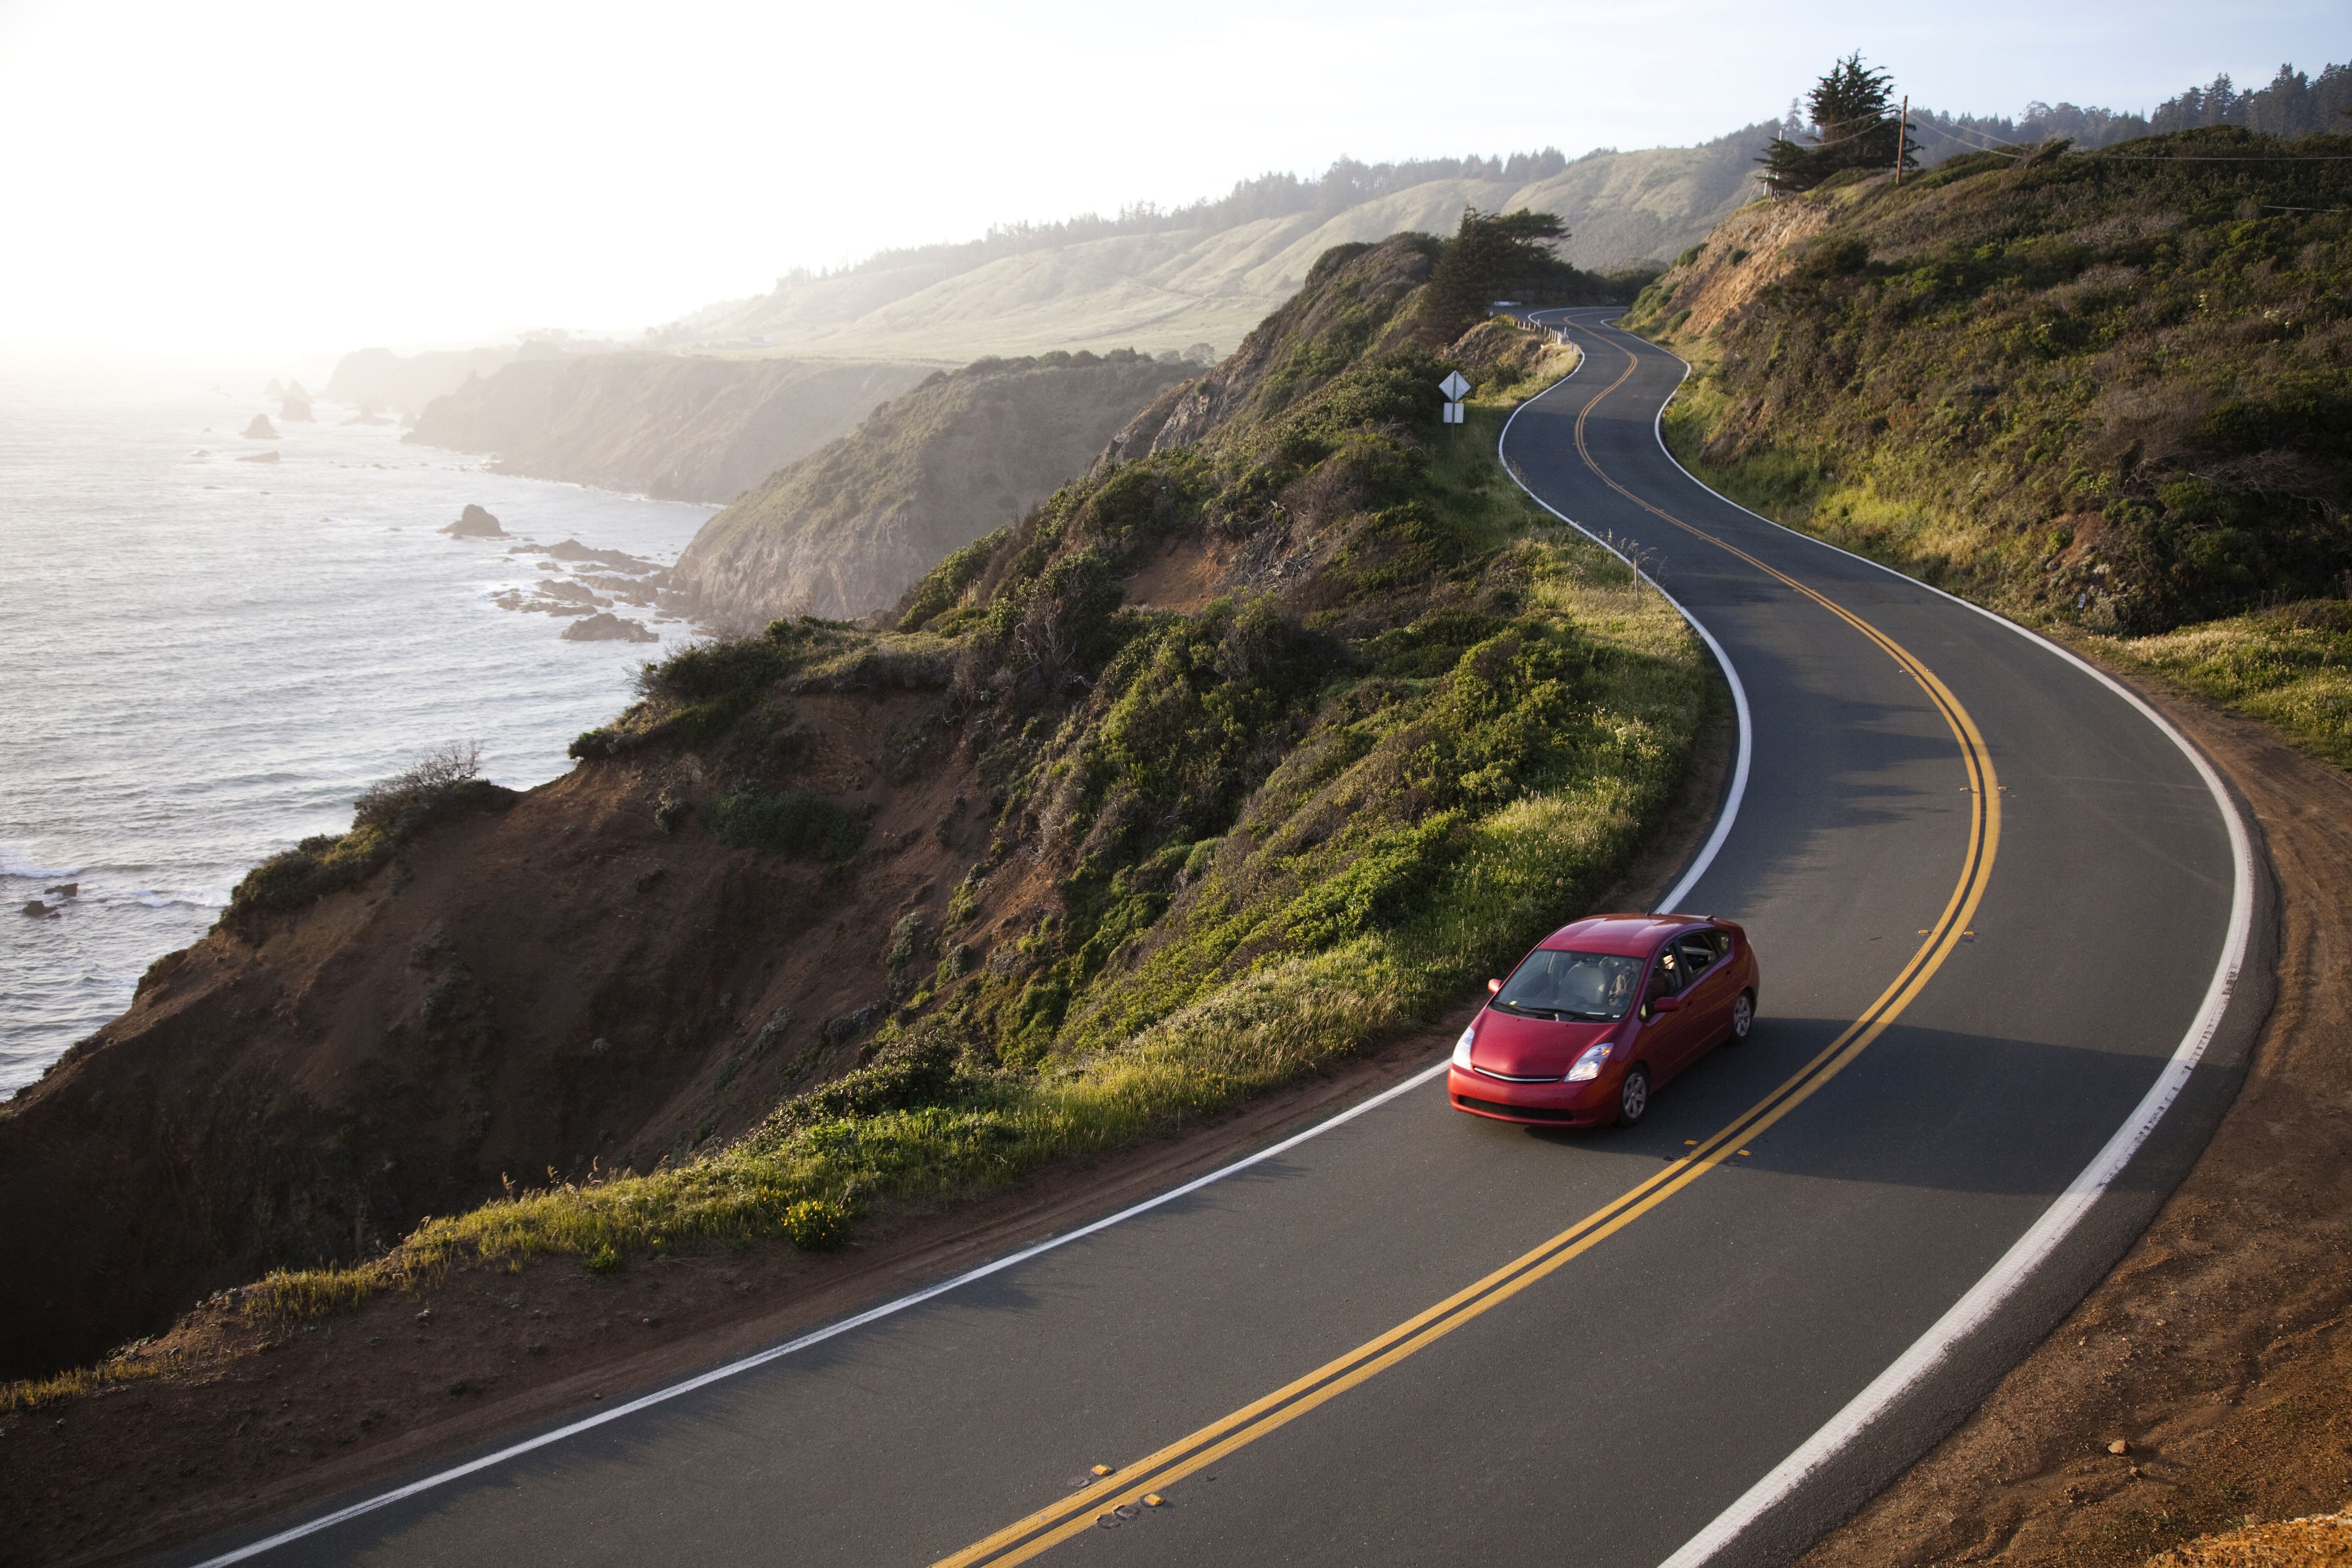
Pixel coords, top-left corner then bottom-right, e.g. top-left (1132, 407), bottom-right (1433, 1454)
top-left (1650, 994), bottom-right (1683, 1013)
top-left (1487, 978), bottom-right (1502, 996)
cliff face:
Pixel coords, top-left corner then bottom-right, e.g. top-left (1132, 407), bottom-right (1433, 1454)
top-left (671, 350), bottom-right (1194, 627)
top-left (0, 687), bottom-right (981, 1378)
top-left (323, 344), bottom-right (544, 418)
top-left (407, 354), bottom-right (933, 504)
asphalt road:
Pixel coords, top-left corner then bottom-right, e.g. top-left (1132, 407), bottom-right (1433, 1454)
top-left (169, 312), bottom-right (2264, 1568)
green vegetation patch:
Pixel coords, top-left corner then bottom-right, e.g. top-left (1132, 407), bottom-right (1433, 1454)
top-left (2088, 598), bottom-right (2352, 769)
top-left (706, 787), bottom-right (865, 862)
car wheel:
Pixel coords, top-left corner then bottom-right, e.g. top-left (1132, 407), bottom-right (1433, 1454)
top-left (1616, 1065), bottom-right (1651, 1127)
top-left (1728, 990), bottom-right (1754, 1044)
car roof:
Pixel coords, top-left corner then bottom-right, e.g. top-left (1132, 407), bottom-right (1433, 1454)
top-left (1536, 912), bottom-right (1711, 957)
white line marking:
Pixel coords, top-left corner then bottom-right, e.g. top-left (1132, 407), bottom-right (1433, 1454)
top-left (1536, 315), bottom-right (2262, 1568)
top-left (187, 1059), bottom-right (1453, 1566)
top-left (1496, 324), bottom-right (1752, 917)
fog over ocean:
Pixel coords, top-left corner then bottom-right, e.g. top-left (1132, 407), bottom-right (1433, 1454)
top-left (0, 371), bottom-right (719, 1095)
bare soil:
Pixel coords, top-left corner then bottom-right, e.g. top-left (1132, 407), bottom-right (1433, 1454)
top-left (2, 669), bottom-right (1738, 1568)
top-left (1796, 655), bottom-right (2352, 1568)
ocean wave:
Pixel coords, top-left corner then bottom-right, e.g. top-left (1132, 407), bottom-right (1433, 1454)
top-left (0, 849), bottom-right (82, 881)
top-left (130, 890), bottom-right (231, 911)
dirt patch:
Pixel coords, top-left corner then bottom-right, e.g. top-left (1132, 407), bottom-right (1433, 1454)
top-left (1663, 197), bottom-right (1838, 337)
top-left (0, 657), bottom-right (1739, 1568)
top-left (1794, 655), bottom-right (2352, 1568)
top-left (1124, 533), bottom-right (1234, 614)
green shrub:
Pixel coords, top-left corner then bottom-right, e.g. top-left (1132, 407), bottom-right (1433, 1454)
top-left (228, 745), bottom-right (516, 923)
top-left (706, 788), bottom-right (863, 861)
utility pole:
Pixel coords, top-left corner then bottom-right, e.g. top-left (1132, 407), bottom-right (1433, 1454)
top-left (1895, 94), bottom-right (1908, 186)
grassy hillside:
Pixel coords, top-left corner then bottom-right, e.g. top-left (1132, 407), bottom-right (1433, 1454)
top-left (406, 353), bottom-right (933, 504)
top-left (673, 351), bottom-right (1194, 624)
top-left (40, 235), bottom-right (1706, 1341)
top-left (1625, 125), bottom-right (2352, 766)
top-left (690, 133), bottom-right (1774, 364)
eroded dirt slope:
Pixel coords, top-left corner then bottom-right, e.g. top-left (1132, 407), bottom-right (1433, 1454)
top-left (0, 689), bottom-right (982, 1379)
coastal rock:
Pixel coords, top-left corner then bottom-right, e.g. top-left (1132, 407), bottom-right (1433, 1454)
top-left (280, 389), bottom-right (314, 423)
top-left (44, 883), bottom-right (77, 898)
top-left (341, 411), bottom-right (393, 426)
top-left (242, 414), bottom-right (277, 440)
top-left (264, 379), bottom-right (284, 396)
top-left (545, 539), bottom-right (657, 571)
top-left (237, 451), bottom-right (281, 464)
top-left (440, 504), bottom-right (506, 538)
top-left (560, 611), bottom-right (658, 643)
top-left (20, 900), bottom-right (57, 919)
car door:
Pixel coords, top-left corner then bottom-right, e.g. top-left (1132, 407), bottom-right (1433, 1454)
top-left (1674, 929), bottom-right (1736, 1050)
top-left (1637, 943), bottom-right (1702, 1079)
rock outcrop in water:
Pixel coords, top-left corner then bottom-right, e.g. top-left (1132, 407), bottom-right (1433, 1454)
top-left (407, 353), bottom-right (932, 504)
top-left (242, 414), bottom-right (277, 440)
top-left (440, 503), bottom-right (506, 538)
top-left (560, 611), bottom-right (659, 643)
top-left (671, 349), bottom-right (1193, 627)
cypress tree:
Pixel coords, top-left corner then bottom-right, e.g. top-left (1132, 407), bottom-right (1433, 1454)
top-left (1758, 53), bottom-right (1916, 193)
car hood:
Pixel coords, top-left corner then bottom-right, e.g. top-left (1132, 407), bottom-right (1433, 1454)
top-left (1470, 1009), bottom-right (1620, 1078)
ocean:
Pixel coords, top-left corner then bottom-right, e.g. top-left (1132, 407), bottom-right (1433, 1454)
top-left (0, 370), bottom-right (719, 1096)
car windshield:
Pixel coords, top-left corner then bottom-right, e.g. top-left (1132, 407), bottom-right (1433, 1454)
top-left (1492, 949), bottom-right (1642, 1021)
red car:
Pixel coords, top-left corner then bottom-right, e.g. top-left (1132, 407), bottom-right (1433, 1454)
top-left (1449, 914), bottom-right (1758, 1128)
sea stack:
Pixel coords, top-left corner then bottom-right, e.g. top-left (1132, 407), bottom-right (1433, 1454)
top-left (242, 413), bottom-right (277, 439)
top-left (280, 386), bottom-right (314, 422)
top-left (560, 611), bottom-right (659, 643)
top-left (439, 503), bottom-right (507, 538)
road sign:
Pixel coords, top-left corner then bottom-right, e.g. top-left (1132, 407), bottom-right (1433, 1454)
top-left (1438, 371), bottom-right (1470, 401)
top-left (1443, 402), bottom-right (1464, 425)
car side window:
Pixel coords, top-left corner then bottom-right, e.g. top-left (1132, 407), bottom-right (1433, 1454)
top-left (1676, 932), bottom-right (1718, 976)
top-left (1647, 947), bottom-right (1685, 999)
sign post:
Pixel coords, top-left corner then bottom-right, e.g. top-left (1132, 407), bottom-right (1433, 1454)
top-left (1439, 370), bottom-right (1469, 428)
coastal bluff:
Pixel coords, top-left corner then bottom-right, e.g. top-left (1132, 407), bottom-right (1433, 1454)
top-left (671, 348), bottom-right (1193, 627)
top-left (407, 353), bottom-right (932, 505)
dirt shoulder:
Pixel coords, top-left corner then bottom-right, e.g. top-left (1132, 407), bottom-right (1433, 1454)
top-left (1796, 652), bottom-right (2352, 1568)
top-left (2, 660), bottom-right (1740, 1568)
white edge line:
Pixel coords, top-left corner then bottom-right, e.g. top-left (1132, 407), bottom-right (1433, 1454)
top-left (189, 1057), bottom-right (1454, 1567)
top-left (1498, 317), bottom-right (1752, 917)
top-left (1562, 316), bottom-right (2263, 1568)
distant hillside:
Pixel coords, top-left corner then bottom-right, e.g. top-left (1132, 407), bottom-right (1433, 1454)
top-left (407, 354), bottom-right (933, 504)
top-left (672, 349), bottom-right (1194, 625)
top-left (686, 130), bottom-right (1779, 364)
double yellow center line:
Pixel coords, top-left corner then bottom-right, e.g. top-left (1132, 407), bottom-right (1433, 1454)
top-left (930, 331), bottom-right (2000, 1568)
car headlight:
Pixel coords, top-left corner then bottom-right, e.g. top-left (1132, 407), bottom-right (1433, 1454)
top-left (1564, 1042), bottom-right (1612, 1082)
top-left (1452, 1025), bottom-right (1476, 1070)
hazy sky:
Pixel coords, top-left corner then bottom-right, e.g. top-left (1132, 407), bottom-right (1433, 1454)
top-left (0, 0), bottom-right (2339, 364)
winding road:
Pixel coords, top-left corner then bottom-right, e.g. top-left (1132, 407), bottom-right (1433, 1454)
top-left (167, 311), bottom-right (2266, 1568)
